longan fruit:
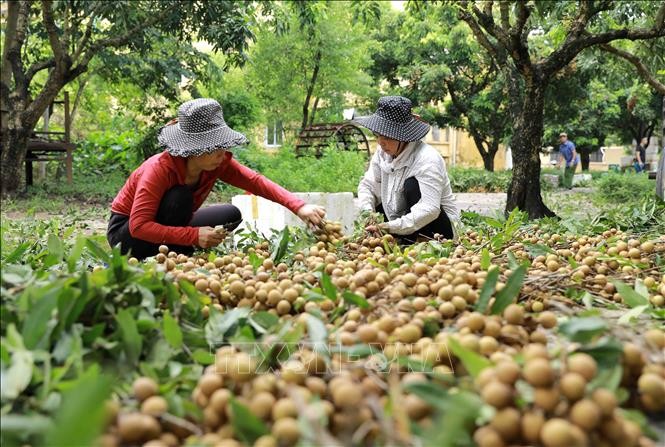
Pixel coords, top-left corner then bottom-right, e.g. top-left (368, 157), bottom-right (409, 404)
top-left (523, 358), bottom-right (554, 387)
top-left (281, 360), bottom-right (307, 385)
top-left (638, 373), bottom-right (665, 403)
top-left (272, 398), bottom-right (297, 420)
top-left (357, 324), bottom-right (378, 343)
top-left (534, 387), bottom-right (560, 412)
top-left (405, 394), bottom-right (430, 420)
top-left (495, 361), bottom-right (520, 386)
top-left (591, 388), bottom-right (617, 417)
top-left (133, 377), bottom-right (158, 402)
top-left (140, 395), bottom-right (168, 417)
top-left (567, 353), bottom-right (597, 381)
top-left (503, 304), bottom-right (524, 325)
top-left (272, 417), bottom-right (300, 445)
top-left (569, 398), bottom-right (601, 430)
top-left (209, 388), bottom-right (232, 415)
top-left (332, 381), bottom-right (362, 408)
top-left (254, 435), bottom-right (278, 447)
top-left (521, 411), bottom-right (545, 444)
top-left (540, 418), bottom-right (574, 447)
top-left (466, 312), bottom-right (485, 332)
top-left (560, 372), bottom-right (587, 401)
top-left (397, 324), bottom-right (422, 344)
top-left (481, 381), bottom-right (513, 409)
top-left (538, 311), bottom-right (557, 329)
top-left (249, 391), bottom-right (276, 420)
top-left (645, 329), bottom-right (665, 349)
top-left (490, 407), bottom-right (521, 441)
top-left (199, 373), bottom-right (224, 397)
top-left (473, 426), bottom-right (505, 447)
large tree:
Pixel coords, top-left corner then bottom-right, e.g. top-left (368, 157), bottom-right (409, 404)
top-left (1, 0), bottom-right (256, 196)
top-left (453, 0), bottom-right (665, 218)
top-left (247, 1), bottom-right (377, 134)
top-left (366, 5), bottom-right (513, 171)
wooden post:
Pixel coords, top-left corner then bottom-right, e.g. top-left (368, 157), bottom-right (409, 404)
top-left (64, 91), bottom-right (72, 183)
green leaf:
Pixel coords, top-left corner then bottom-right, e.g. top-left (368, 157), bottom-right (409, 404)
top-left (306, 315), bottom-right (328, 352)
top-left (85, 239), bottom-right (111, 264)
top-left (46, 371), bottom-right (112, 447)
top-left (248, 251), bottom-right (262, 272)
top-left (192, 349), bottom-right (215, 365)
top-left (230, 398), bottom-right (270, 444)
top-left (475, 267), bottom-right (499, 314)
top-left (506, 252), bottom-right (520, 270)
top-left (589, 364), bottom-right (622, 392)
top-left (2, 242), bottom-right (30, 264)
top-left (342, 290), bottom-right (369, 309)
top-left (205, 307), bottom-right (251, 347)
top-left (634, 279), bottom-right (649, 299)
top-left (22, 289), bottom-right (59, 349)
top-left (0, 350), bottom-right (34, 400)
top-left (47, 233), bottom-right (64, 261)
top-left (163, 310), bottom-right (183, 349)
top-left (0, 414), bottom-right (53, 435)
top-left (618, 305), bottom-right (648, 325)
top-left (480, 248), bottom-right (490, 270)
top-left (577, 337), bottom-right (623, 369)
top-left (418, 390), bottom-right (483, 447)
top-left (448, 337), bottom-right (491, 378)
top-left (558, 317), bottom-right (608, 343)
top-left (249, 312), bottom-right (280, 333)
top-left (523, 242), bottom-right (556, 258)
top-left (490, 265), bottom-right (526, 315)
top-left (116, 309), bottom-right (142, 365)
top-left (320, 271), bottom-right (338, 300)
top-left (611, 279), bottom-right (649, 308)
top-left (271, 227), bottom-right (290, 264)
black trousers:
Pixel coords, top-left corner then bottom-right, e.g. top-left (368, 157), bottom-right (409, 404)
top-left (378, 176), bottom-right (454, 243)
top-left (107, 185), bottom-right (242, 259)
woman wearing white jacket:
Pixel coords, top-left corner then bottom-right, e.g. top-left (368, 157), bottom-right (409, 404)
top-left (355, 96), bottom-right (460, 242)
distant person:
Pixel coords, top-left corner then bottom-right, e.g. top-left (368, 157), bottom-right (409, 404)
top-left (558, 132), bottom-right (579, 189)
top-left (354, 96), bottom-right (460, 242)
top-left (634, 137), bottom-right (648, 173)
top-left (108, 98), bottom-right (325, 259)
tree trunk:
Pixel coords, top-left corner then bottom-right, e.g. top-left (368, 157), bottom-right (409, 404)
top-left (482, 142), bottom-right (500, 172)
top-left (506, 81), bottom-right (556, 219)
top-left (301, 50), bottom-right (321, 131)
top-left (1, 124), bottom-right (30, 195)
top-left (482, 152), bottom-right (495, 171)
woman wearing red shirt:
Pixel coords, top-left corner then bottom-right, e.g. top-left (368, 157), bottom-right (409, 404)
top-left (108, 98), bottom-right (325, 259)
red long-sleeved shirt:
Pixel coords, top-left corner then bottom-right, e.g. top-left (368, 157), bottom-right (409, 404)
top-left (111, 151), bottom-right (306, 245)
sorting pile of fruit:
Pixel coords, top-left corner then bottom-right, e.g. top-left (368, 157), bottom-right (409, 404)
top-left (101, 222), bottom-right (665, 447)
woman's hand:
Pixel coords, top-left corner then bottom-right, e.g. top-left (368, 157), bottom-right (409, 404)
top-left (198, 226), bottom-right (226, 248)
top-left (297, 204), bottom-right (326, 229)
top-left (365, 223), bottom-right (388, 234)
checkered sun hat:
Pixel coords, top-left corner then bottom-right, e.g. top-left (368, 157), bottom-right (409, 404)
top-left (354, 96), bottom-right (430, 142)
top-left (157, 98), bottom-right (248, 157)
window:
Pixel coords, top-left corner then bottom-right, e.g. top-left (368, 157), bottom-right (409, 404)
top-left (431, 125), bottom-right (440, 142)
top-left (265, 120), bottom-right (283, 147)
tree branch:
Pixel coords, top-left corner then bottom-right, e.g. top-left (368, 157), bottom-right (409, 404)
top-left (5, 2), bottom-right (31, 99)
top-left (25, 59), bottom-right (57, 84)
top-left (541, 3), bottom-right (665, 77)
top-left (72, 2), bottom-right (104, 64)
top-left (600, 43), bottom-right (665, 94)
top-left (41, 0), bottom-right (68, 64)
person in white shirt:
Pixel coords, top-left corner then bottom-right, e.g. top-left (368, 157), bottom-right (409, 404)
top-left (355, 96), bottom-right (460, 242)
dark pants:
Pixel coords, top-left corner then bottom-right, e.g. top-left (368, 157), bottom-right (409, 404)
top-left (107, 185), bottom-right (242, 259)
top-left (378, 177), bottom-right (454, 243)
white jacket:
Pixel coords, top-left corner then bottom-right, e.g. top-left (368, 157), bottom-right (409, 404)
top-left (357, 141), bottom-right (460, 235)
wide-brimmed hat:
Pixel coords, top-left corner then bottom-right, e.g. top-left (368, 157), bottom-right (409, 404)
top-left (354, 96), bottom-right (430, 142)
top-left (158, 98), bottom-right (248, 157)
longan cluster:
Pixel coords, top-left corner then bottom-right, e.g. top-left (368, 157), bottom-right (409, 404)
top-left (474, 350), bottom-right (657, 447)
top-left (104, 227), bottom-right (665, 447)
